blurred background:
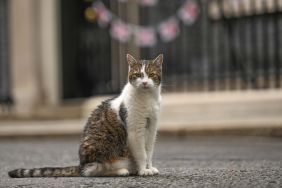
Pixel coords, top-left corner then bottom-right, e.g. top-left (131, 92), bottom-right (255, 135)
top-left (0, 0), bottom-right (282, 136)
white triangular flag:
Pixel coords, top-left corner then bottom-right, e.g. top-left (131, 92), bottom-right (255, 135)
top-left (158, 17), bottom-right (180, 42)
top-left (110, 20), bottom-right (132, 43)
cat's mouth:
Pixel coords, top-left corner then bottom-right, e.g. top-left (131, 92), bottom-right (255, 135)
top-left (140, 85), bottom-right (150, 90)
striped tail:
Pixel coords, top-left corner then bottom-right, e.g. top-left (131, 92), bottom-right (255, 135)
top-left (8, 166), bottom-right (80, 178)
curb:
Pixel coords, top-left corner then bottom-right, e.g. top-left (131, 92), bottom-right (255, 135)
top-left (1, 90), bottom-right (282, 137)
top-left (0, 119), bottom-right (282, 137)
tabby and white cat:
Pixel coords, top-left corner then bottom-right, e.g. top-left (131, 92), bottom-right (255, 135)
top-left (9, 54), bottom-right (163, 178)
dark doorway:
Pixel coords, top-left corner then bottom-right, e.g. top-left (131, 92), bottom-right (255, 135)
top-left (60, 0), bottom-right (282, 99)
top-left (0, 0), bottom-right (13, 108)
top-left (60, 0), bottom-right (112, 99)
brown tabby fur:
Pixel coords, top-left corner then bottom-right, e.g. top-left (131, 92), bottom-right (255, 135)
top-left (79, 99), bottom-right (130, 165)
top-left (8, 98), bottom-right (129, 178)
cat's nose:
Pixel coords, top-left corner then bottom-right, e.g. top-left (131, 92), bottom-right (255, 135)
top-left (142, 81), bottom-right (148, 86)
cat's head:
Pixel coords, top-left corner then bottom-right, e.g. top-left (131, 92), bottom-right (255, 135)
top-left (127, 54), bottom-right (163, 90)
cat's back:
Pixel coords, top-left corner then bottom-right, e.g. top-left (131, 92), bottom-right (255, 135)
top-left (79, 98), bottom-right (128, 165)
top-left (86, 98), bottom-right (127, 130)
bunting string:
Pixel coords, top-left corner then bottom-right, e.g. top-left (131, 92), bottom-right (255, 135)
top-left (85, 0), bottom-right (200, 47)
top-left (117, 0), bottom-right (159, 6)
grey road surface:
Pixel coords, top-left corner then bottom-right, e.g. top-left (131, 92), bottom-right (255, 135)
top-left (0, 136), bottom-right (281, 188)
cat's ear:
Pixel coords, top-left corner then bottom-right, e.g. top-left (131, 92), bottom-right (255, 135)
top-left (126, 54), bottom-right (137, 66)
top-left (153, 54), bottom-right (163, 66)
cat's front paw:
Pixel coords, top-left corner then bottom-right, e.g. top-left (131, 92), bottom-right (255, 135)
top-left (138, 169), bottom-right (154, 176)
top-left (149, 167), bottom-right (159, 175)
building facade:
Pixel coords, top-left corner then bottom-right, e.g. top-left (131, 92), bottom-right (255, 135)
top-left (0, 0), bottom-right (282, 117)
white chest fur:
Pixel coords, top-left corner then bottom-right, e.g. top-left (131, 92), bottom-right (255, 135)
top-left (111, 83), bottom-right (161, 118)
top-left (111, 83), bottom-right (161, 175)
top-left (122, 83), bottom-right (160, 126)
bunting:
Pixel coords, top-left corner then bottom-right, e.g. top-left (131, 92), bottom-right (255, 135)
top-left (178, 0), bottom-right (200, 25)
top-left (158, 17), bottom-right (180, 42)
top-left (86, 0), bottom-right (200, 47)
top-left (110, 20), bottom-right (132, 43)
top-left (92, 1), bottom-right (112, 27)
top-left (134, 27), bottom-right (157, 47)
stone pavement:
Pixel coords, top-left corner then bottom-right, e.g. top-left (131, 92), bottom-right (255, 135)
top-left (0, 136), bottom-right (281, 188)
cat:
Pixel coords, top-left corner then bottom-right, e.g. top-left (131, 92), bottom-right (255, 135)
top-left (8, 53), bottom-right (163, 178)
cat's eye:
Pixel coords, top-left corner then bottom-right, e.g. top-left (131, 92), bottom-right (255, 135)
top-left (149, 73), bottom-right (160, 83)
top-left (136, 73), bottom-right (141, 77)
top-left (130, 73), bottom-right (136, 79)
top-left (134, 73), bottom-right (143, 78)
top-left (130, 73), bottom-right (141, 80)
top-left (149, 73), bottom-right (157, 78)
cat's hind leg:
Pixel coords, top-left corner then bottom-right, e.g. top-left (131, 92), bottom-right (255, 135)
top-left (104, 168), bottom-right (129, 176)
top-left (81, 158), bottom-right (132, 177)
top-left (81, 162), bottom-right (105, 177)
top-left (104, 158), bottom-right (132, 176)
